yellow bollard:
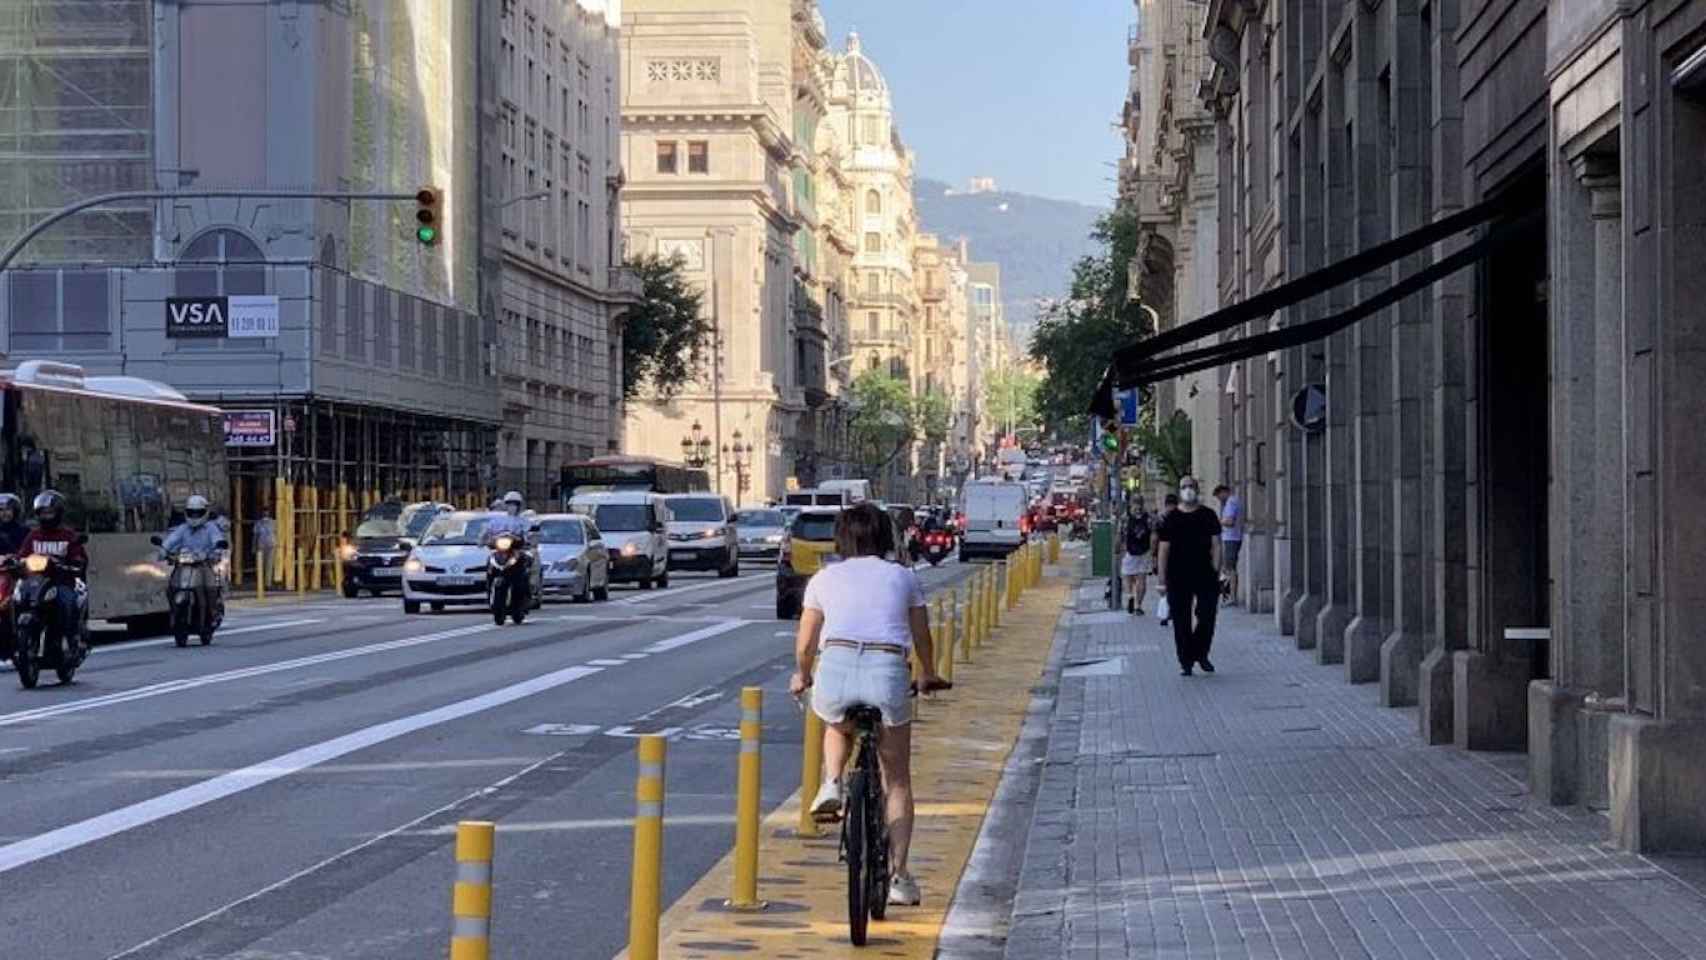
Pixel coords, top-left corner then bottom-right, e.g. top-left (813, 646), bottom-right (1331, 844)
top-left (449, 821), bottom-right (495, 960)
top-left (728, 687), bottom-right (765, 910)
top-left (799, 702), bottom-right (824, 838)
top-left (939, 601), bottom-right (956, 683)
top-left (256, 546), bottom-right (266, 602)
top-left (333, 538), bottom-right (344, 596)
top-left (628, 735), bottom-right (667, 960)
top-left (960, 584), bottom-right (973, 661)
top-left (295, 546), bottom-right (306, 597)
top-left (1051, 533), bottom-right (1061, 565)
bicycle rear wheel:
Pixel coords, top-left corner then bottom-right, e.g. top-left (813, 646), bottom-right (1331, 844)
top-left (844, 767), bottom-right (870, 946)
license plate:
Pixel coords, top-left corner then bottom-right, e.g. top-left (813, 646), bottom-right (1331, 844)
top-left (441, 576), bottom-right (477, 586)
top-left (372, 567), bottom-right (403, 578)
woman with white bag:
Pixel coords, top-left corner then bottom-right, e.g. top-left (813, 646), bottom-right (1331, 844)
top-left (1120, 500), bottom-right (1155, 615)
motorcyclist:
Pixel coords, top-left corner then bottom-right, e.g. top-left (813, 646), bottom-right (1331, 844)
top-left (159, 494), bottom-right (227, 630)
top-left (17, 490), bottom-right (88, 655)
top-left (485, 490), bottom-right (532, 542)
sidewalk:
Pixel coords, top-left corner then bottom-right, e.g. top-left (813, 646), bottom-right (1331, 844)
top-left (978, 580), bottom-right (1706, 960)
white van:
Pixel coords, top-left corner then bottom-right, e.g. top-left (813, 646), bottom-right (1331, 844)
top-left (784, 487), bottom-right (852, 508)
top-left (569, 491), bottom-right (671, 589)
top-left (818, 478), bottom-right (872, 503)
top-left (959, 480), bottom-right (1029, 561)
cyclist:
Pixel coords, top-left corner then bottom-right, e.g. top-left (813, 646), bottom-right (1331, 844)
top-left (788, 502), bottom-right (945, 907)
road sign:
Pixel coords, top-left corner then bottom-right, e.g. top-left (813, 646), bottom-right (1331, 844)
top-left (222, 410), bottom-right (277, 447)
top-left (1116, 389), bottom-right (1140, 427)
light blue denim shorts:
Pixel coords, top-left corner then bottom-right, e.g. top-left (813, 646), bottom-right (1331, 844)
top-left (810, 642), bottom-right (912, 727)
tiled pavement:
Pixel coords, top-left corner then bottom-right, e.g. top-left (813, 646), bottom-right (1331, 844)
top-left (999, 582), bottom-right (1706, 960)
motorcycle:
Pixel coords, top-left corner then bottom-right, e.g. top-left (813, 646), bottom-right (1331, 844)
top-left (920, 529), bottom-right (953, 566)
top-left (9, 539), bottom-right (90, 689)
top-left (151, 535), bottom-right (228, 647)
top-left (487, 533), bottom-right (531, 626)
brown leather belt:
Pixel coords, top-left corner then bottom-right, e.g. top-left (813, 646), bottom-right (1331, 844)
top-left (822, 638), bottom-right (907, 657)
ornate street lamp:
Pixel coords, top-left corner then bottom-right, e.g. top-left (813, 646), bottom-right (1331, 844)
top-left (679, 420), bottom-right (712, 468)
top-left (723, 429), bottom-right (754, 506)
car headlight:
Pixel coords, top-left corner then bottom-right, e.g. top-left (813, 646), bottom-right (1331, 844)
top-left (494, 535), bottom-right (515, 551)
top-left (177, 552), bottom-right (198, 564)
top-left (621, 542), bottom-right (640, 557)
top-left (554, 557), bottom-right (578, 573)
top-left (765, 534), bottom-right (783, 543)
top-left (24, 555), bottom-right (48, 573)
top-left (700, 528), bottom-right (720, 540)
top-left (404, 558), bottom-right (423, 573)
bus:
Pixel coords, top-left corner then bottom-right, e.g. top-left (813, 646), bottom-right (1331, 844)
top-left (558, 455), bottom-right (710, 506)
top-left (1, 361), bottom-right (229, 632)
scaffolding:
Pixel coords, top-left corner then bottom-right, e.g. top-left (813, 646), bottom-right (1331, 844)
top-left (222, 398), bottom-right (497, 590)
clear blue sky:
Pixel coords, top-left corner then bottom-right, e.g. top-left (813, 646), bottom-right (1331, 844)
top-left (819, 0), bottom-right (1127, 207)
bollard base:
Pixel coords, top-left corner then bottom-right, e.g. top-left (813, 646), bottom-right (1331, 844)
top-left (721, 898), bottom-right (769, 912)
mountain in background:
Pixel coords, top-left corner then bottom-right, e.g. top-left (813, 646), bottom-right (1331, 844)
top-left (912, 176), bottom-right (1107, 349)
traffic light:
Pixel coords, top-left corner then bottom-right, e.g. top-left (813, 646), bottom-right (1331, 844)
top-left (414, 187), bottom-right (441, 245)
top-left (1099, 420), bottom-right (1120, 455)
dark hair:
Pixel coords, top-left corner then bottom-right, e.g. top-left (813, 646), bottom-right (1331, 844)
top-left (1163, 493), bottom-right (1180, 507)
top-left (1213, 484), bottom-right (1231, 496)
top-left (835, 502), bottom-right (892, 559)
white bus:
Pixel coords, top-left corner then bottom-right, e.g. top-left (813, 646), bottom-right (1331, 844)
top-left (1, 361), bottom-right (229, 633)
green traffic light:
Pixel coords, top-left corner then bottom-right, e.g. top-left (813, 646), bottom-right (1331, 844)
top-left (416, 225), bottom-right (438, 245)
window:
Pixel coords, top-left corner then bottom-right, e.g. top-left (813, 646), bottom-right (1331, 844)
top-left (865, 189), bottom-right (881, 214)
top-left (656, 141), bottom-right (677, 174)
top-left (867, 312), bottom-right (879, 336)
top-left (687, 141), bottom-right (708, 173)
top-left (578, 201), bottom-right (591, 268)
top-left (578, 153), bottom-right (592, 194)
top-left (7, 269), bottom-right (111, 353)
top-left (861, 116), bottom-right (881, 144)
top-left (864, 232), bottom-right (882, 254)
top-left (398, 296), bottom-right (417, 370)
top-left (865, 273), bottom-right (879, 295)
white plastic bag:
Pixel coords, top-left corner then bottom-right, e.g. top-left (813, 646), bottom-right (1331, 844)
top-left (1154, 595), bottom-right (1171, 622)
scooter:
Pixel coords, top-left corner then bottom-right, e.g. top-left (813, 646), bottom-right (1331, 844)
top-left (151, 535), bottom-right (228, 647)
top-left (920, 529), bottom-right (953, 566)
top-left (487, 534), bottom-right (531, 626)
top-left (9, 541), bottom-right (90, 689)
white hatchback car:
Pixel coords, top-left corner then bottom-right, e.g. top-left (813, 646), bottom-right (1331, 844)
top-left (401, 511), bottom-right (543, 613)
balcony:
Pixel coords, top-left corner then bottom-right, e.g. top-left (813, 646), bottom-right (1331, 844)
top-left (607, 265), bottom-right (644, 305)
top-left (853, 329), bottom-right (909, 347)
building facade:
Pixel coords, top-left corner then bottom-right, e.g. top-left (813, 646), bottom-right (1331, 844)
top-left (966, 261), bottom-right (1004, 458)
top-left (618, 0), bottom-right (829, 503)
top-left (1162, 0), bottom-right (1706, 854)
top-left (1, 0), bottom-right (497, 524)
top-left (488, 0), bottom-right (641, 500)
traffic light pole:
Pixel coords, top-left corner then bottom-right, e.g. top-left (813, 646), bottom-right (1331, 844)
top-left (0, 188), bottom-right (421, 277)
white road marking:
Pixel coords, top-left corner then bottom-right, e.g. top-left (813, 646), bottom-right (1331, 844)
top-left (621, 653), bottom-right (648, 660)
top-left (615, 574), bottom-right (762, 606)
top-left (0, 623), bottom-right (494, 728)
top-left (521, 723), bottom-right (602, 737)
top-left (585, 658), bottom-right (628, 667)
top-left (638, 619), bottom-right (748, 654)
top-left (420, 813), bottom-right (737, 834)
top-left (95, 618), bottom-right (327, 653)
top-left (0, 663), bottom-right (603, 876)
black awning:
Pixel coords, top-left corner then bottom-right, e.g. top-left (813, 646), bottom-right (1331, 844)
top-left (1087, 194), bottom-right (1534, 418)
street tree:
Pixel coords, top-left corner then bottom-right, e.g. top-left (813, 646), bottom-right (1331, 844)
top-left (982, 368), bottom-right (1040, 435)
top-left (848, 370), bottom-right (915, 479)
top-left (1028, 205), bottom-right (1154, 436)
top-left (620, 253), bottom-right (711, 401)
top-left (1134, 408), bottom-right (1193, 488)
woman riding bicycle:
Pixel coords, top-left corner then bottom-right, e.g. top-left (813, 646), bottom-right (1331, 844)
top-left (788, 502), bottom-right (945, 907)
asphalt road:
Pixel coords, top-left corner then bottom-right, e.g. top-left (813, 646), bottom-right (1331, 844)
top-left (0, 558), bottom-right (979, 960)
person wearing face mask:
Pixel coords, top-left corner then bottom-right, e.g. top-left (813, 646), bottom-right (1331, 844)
top-left (1155, 476), bottom-right (1222, 676)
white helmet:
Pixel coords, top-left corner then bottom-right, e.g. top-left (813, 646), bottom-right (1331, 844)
top-left (502, 490), bottom-right (524, 515)
top-left (185, 494), bottom-right (210, 528)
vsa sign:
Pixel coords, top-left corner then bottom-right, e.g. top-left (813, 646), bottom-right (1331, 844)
top-left (165, 295), bottom-right (279, 339)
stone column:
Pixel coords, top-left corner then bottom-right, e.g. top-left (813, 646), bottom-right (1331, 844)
top-left (1378, 0), bottom-right (1430, 703)
top-left (1530, 152), bottom-right (1625, 806)
top-left (1312, 67), bottom-right (1355, 663)
top-left (1291, 105), bottom-right (1329, 649)
top-left (1420, 0), bottom-right (1468, 744)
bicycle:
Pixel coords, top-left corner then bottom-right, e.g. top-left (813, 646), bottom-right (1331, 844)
top-left (823, 679), bottom-right (952, 946)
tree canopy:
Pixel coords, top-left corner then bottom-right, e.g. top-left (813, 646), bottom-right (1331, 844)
top-left (620, 253), bottom-right (711, 402)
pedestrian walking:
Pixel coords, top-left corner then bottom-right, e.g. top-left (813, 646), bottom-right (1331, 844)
top-left (253, 510), bottom-right (277, 584)
top-left (1156, 476), bottom-right (1221, 676)
top-left (1214, 483), bottom-right (1243, 605)
top-left (1120, 499), bottom-right (1154, 615)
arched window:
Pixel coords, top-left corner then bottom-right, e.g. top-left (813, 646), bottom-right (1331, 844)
top-left (180, 228), bottom-right (263, 263)
top-left (865, 189), bottom-right (881, 215)
top-left (175, 228), bottom-right (264, 298)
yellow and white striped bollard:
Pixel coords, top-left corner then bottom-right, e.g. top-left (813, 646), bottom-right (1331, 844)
top-left (449, 821), bottom-right (495, 960)
top-left (628, 735), bottom-right (667, 960)
top-left (729, 687), bottom-right (766, 909)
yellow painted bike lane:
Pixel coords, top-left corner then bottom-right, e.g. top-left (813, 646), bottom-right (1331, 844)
top-left (614, 571), bottom-right (1070, 960)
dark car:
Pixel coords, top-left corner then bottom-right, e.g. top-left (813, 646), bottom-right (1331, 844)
top-left (340, 501), bottom-right (445, 598)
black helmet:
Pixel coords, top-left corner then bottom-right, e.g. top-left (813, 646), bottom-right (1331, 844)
top-left (0, 493), bottom-right (19, 520)
top-left (33, 490), bottom-right (65, 527)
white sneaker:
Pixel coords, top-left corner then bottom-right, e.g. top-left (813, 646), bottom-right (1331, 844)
top-left (888, 872), bottom-right (921, 906)
top-left (809, 778), bottom-right (843, 821)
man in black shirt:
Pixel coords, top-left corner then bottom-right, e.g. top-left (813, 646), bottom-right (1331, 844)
top-left (1156, 475), bottom-right (1222, 676)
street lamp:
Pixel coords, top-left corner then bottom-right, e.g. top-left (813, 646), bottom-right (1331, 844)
top-left (723, 429), bottom-right (754, 506)
top-left (680, 420), bottom-right (712, 468)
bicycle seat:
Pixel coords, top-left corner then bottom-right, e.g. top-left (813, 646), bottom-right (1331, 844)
top-left (846, 704), bottom-right (884, 728)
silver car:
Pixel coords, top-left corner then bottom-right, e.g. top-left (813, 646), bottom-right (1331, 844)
top-left (535, 513), bottom-right (610, 603)
top-left (732, 508), bottom-right (788, 563)
top-left (401, 511), bottom-right (543, 614)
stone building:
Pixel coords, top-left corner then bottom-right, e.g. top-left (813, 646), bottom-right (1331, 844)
top-left (1120, 0), bottom-right (1706, 853)
top-left (619, 0), bottom-right (827, 503)
top-left (912, 232), bottom-right (973, 501)
top-left (488, 0), bottom-right (641, 499)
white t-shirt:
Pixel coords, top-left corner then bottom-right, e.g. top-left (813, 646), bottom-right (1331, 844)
top-left (803, 556), bottom-right (927, 650)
